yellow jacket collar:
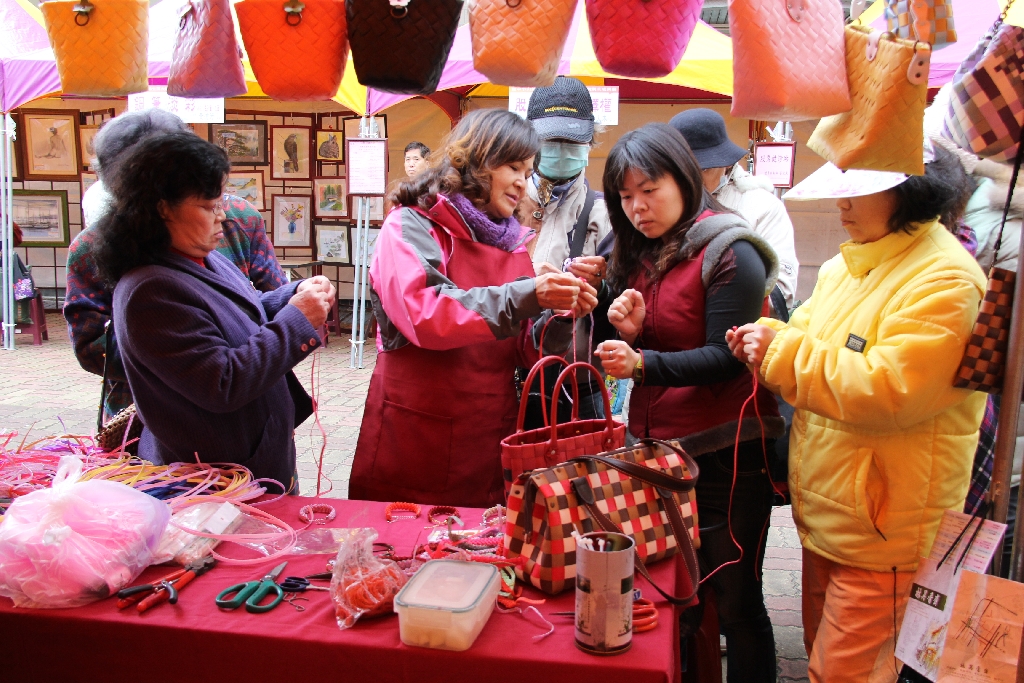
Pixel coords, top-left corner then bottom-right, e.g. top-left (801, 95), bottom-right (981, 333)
top-left (840, 220), bottom-right (939, 278)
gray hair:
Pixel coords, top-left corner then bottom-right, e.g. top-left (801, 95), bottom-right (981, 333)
top-left (93, 109), bottom-right (190, 180)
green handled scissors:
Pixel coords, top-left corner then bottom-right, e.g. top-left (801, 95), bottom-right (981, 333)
top-left (215, 561), bottom-right (288, 613)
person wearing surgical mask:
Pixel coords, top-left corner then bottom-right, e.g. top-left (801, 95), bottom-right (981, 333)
top-left (518, 76), bottom-right (614, 426)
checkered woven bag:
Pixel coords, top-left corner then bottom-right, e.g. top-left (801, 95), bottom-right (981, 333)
top-left (954, 139), bottom-right (1024, 393)
top-left (942, 13), bottom-right (1024, 163)
top-left (501, 359), bottom-right (626, 496)
top-left (884, 0), bottom-right (957, 48)
top-left (504, 439), bottom-right (699, 606)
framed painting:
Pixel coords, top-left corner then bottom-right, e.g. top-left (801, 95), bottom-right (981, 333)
top-left (351, 195), bottom-right (385, 221)
top-left (314, 178), bottom-right (347, 217)
top-left (271, 125), bottom-right (311, 180)
top-left (348, 225), bottom-right (382, 267)
top-left (226, 171), bottom-right (265, 209)
top-left (209, 120), bottom-right (268, 166)
top-left (81, 172), bottom-right (99, 197)
top-left (315, 129), bottom-right (344, 162)
top-left (343, 115), bottom-right (387, 141)
top-left (79, 124), bottom-right (100, 169)
top-left (22, 110), bottom-right (80, 179)
top-left (271, 194), bottom-right (313, 247)
top-left (12, 190), bottom-right (70, 247)
top-left (315, 222), bottom-right (351, 264)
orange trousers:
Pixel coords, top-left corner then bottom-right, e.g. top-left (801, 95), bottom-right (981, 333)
top-left (802, 548), bottom-right (915, 683)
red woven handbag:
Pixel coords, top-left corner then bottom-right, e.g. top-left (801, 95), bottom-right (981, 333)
top-left (500, 359), bottom-right (626, 496)
top-left (584, 0), bottom-right (703, 78)
top-left (167, 0), bottom-right (247, 98)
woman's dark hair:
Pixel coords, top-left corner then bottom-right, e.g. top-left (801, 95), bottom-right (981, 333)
top-left (93, 109), bottom-right (190, 181)
top-left (404, 141), bottom-right (430, 157)
top-left (390, 109), bottom-right (540, 212)
top-left (604, 123), bottom-right (725, 288)
top-left (889, 145), bottom-right (976, 233)
top-left (94, 131), bottom-right (229, 283)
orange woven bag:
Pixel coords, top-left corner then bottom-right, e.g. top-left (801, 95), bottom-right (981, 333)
top-left (235, 0), bottom-right (347, 101)
top-left (470, 0), bottom-right (578, 87)
top-left (41, 0), bottom-right (149, 97)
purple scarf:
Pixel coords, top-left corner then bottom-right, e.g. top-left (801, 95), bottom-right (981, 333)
top-left (447, 193), bottom-right (523, 252)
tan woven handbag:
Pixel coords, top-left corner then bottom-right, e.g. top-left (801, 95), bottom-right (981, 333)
top-left (41, 0), bottom-right (149, 97)
top-left (729, 0), bottom-right (851, 121)
top-left (807, 24), bottom-right (931, 175)
top-left (470, 0), bottom-right (578, 87)
top-left (504, 439), bottom-right (699, 602)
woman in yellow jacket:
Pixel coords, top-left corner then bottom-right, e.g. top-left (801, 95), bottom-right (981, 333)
top-left (728, 146), bottom-right (986, 683)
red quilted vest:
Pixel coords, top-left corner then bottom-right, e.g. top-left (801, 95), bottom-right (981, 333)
top-left (627, 233), bottom-right (779, 445)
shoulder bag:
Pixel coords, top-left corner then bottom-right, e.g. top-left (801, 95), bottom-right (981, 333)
top-left (884, 0), bottom-right (957, 48)
top-left (504, 438), bottom-right (700, 607)
top-left (470, 0), bottom-right (578, 87)
top-left (584, 0), bottom-right (702, 78)
top-left (346, 0), bottom-right (462, 95)
top-left (729, 0), bottom-right (851, 121)
top-left (41, 0), bottom-right (149, 96)
top-left (942, 4), bottom-right (1024, 163)
top-left (235, 0), bottom-right (348, 101)
top-left (807, 24), bottom-right (931, 175)
top-left (167, 0), bottom-right (248, 98)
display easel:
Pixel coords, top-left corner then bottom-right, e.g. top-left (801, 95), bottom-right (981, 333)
top-left (1, 114), bottom-right (16, 351)
top-left (346, 117), bottom-right (387, 369)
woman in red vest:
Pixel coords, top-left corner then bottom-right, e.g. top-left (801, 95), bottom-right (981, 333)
top-left (596, 123), bottom-right (783, 683)
top-left (350, 109), bottom-right (596, 509)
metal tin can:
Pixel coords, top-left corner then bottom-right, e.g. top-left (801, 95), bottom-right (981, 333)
top-left (574, 531), bottom-right (635, 655)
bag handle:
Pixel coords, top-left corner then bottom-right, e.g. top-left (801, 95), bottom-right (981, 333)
top-left (567, 184), bottom-right (595, 260)
top-left (547, 362), bottom-right (618, 451)
top-left (991, 134), bottom-right (1024, 271)
top-left (514, 355), bottom-right (570, 432)
top-left (570, 457), bottom-right (700, 606)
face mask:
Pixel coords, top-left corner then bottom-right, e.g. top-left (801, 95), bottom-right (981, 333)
top-left (537, 141), bottom-right (590, 181)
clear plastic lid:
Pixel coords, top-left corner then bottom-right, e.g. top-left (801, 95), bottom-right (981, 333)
top-left (394, 560), bottom-right (498, 613)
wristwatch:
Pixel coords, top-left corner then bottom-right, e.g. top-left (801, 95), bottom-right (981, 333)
top-left (632, 351), bottom-right (645, 385)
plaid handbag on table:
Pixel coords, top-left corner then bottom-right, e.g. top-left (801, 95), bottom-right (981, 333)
top-left (501, 359), bottom-right (626, 496)
top-left (504, 439), bottom-right (700, 606)
top-left (953, 139), bottom-right (1024, 394)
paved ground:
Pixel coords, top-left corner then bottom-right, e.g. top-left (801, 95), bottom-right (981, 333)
top-left (0, 314), bottom-right (810, 682)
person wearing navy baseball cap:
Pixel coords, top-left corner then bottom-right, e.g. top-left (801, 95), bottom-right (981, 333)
top-left (518, 76), bottom-right (614, 427)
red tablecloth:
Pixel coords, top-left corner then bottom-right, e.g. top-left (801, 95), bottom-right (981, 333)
top-left (1, 496), bottom-right (680, 683)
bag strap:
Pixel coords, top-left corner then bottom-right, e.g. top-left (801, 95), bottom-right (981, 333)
top-left (547, 361), bottom-right (618, 450)
top-left (98, 319), bottom-right (114, 431)
top-left (991, 131), bottom-right (1024, 265)
top-left (568, 183), bottom-right (595, 260)
top-left (514, 355), bottom-right (570, 432)
top-left (571, 466), bottom-right (700, 606)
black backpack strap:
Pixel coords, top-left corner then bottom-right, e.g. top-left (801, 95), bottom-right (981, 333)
top-left (568, 182), bottom-right (596, 260)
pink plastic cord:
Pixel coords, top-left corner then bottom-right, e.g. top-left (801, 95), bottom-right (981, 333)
top-left (167, 498), bottom-right (297, 565)
top-left (497, 604), bottom-right (555, 641)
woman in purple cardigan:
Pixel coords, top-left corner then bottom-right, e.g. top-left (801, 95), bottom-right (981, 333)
top-left (91, 132), bottom-right (334, 493)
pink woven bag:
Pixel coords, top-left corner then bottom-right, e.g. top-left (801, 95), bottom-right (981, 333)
top-left (729, 0), bottom-right (851, 121)
top-left (584, 0), bottom-right (702, 78)
top-left (168, 0), bottom-right (247, 98)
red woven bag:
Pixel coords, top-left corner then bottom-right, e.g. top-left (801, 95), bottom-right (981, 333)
top-left (500, 359), bottom-right (626, 496)
top-left (584, 0), bottom-right (703, 78)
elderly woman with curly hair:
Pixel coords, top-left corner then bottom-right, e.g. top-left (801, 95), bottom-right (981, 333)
top-left (350, 109), bottom-right (597, 508)
top-left (92, 131), bottom-right (335, 491)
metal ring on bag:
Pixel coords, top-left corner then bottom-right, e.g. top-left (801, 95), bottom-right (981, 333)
top-left (75, 12), bottom-right (90, 25)
top-left (286, 12), bottom-right (301, 25)
top-left (391, 5), bottom-right (408, 17)
top-left (73, 0), bottom-right (93, 24)
top-left (284, 0), bottom-right (304, 26)
top-left (506, 0), bottom-right (522, 7)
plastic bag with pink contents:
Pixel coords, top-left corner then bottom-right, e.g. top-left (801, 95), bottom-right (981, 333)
top-left (0, 456), bottom-right (170, 608)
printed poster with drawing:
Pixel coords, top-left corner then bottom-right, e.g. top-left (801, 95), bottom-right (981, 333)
top-left (895, 511), bottom-right (1007, 681)
top-left (936, 571), bottom-right (1024, 683)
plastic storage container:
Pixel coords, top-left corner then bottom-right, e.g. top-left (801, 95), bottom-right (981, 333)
top-left (393, 560), bottom-right (500, 651)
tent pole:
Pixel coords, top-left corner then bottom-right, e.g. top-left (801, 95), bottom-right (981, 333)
top-left (1, 113), bottom-right (15, 351)
top-left (989, 204), bottom-right (1024, 579)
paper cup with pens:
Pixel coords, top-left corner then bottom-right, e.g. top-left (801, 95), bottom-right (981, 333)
top-left (573, 530), bottom-right (636, 655)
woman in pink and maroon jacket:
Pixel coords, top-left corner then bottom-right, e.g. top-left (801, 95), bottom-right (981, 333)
top-left (596, 124), bottom-right (783, 683)
top-left (350, 109), bottom-right (597, 509)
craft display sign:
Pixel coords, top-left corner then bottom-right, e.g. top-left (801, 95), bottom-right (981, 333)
top-left (347, 138), bottom-right (388, 196)
top-left (126, 88), bottom-right (225, 124)
top-left (752, 142), bottom-right (797, 188)
top-left (509, 86), bottom-right (619, 126)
